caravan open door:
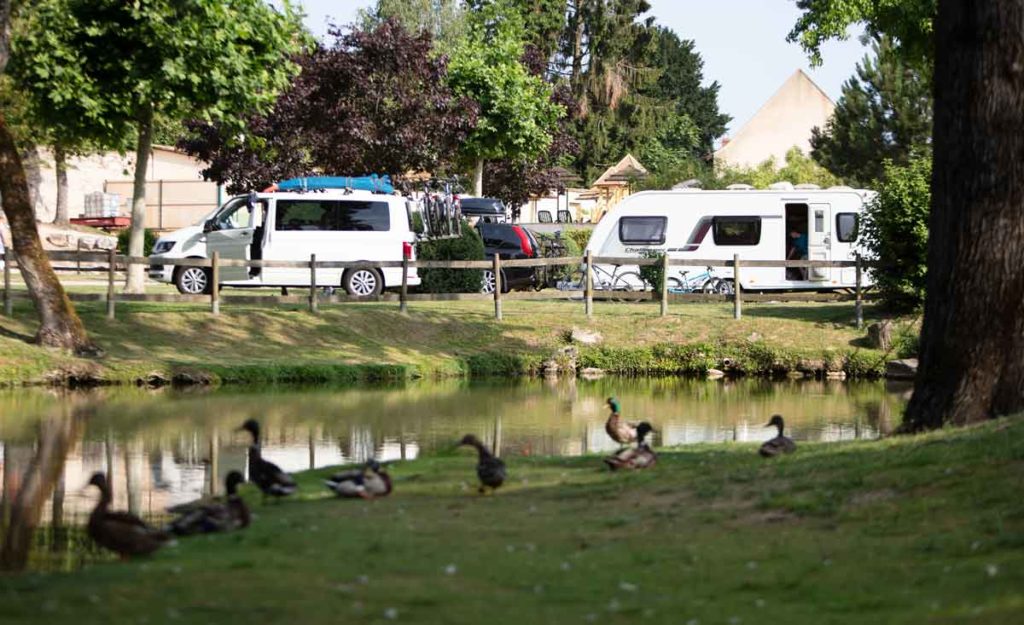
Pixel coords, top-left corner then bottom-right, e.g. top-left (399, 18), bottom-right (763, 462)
top-left (808, 203), bottom-right (830, 281)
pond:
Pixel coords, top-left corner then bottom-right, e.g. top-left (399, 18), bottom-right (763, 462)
top-left (0, 377), bottom-right (909, 571)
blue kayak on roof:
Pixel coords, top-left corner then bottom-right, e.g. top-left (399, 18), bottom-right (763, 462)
top-left (272, 175), bottom-right (394, 194)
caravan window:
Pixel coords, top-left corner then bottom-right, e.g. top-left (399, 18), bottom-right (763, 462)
top-left (619, 216), bottom-right (667, 245)
top-left (275, 200), bottom-right (391, 232)
top-left (836, 213), bottom-right (859, 242)
top-left (712, 216), bottom-right (761, 245)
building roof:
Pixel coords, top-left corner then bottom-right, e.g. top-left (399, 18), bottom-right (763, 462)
top-left (714, 70), bottom-right (835, 170)
top-left (593, 154), bottom-right (648, 187)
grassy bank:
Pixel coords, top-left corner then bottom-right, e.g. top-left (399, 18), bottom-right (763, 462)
top-left (0, 299), bottom-right (907, 386)
top-left (2, 417), bottom-right (1022, 624)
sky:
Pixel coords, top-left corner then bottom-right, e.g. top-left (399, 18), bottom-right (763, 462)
top-left (292, 0), bottom-right (867, 137)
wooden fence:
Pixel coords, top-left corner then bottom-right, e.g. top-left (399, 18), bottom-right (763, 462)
top-left (1, 250), bottom-right (871, 328)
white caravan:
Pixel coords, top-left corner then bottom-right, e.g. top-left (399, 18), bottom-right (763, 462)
top-left (585, 187), bottom-right (874, 291)
top-left (149, 189), bottom-right (419, 296)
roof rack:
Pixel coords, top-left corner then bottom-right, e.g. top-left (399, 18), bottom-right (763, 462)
top-left (263, 175), bottom-right (395, 194)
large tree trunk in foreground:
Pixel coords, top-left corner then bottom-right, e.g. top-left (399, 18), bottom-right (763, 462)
top-left (125, 106), bottom-right (153, 293)
top-left (0, 112), bottom-right (96, 353)
top-left (0, 408), bottom-right (84, 571)
top-left (53, 142), bottom-right (69, 226)
top-left (901, 0), bottom-right (1024, 431)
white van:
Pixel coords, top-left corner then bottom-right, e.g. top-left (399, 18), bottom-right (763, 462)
top-left (585, 187), bottom-right (874, 291)
top-left (149, 189), bottom-right (419, 296)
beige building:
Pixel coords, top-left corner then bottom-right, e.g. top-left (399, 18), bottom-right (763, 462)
top-left (714, 69), bottom-right (835, 169)
top-left (27, 144), bottom-right (220, 231)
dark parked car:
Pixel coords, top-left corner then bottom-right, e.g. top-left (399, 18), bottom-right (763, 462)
top-left (461, 197), bottom-right (507, 223)
top-left (476, 222), bottom-right (539, 293)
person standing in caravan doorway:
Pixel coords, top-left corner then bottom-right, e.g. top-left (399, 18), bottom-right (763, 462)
top-left (788, 229), bottom-right (808, 280)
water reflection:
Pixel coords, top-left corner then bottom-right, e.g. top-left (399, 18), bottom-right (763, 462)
top-left (0, 377), bottom-right (907, 571)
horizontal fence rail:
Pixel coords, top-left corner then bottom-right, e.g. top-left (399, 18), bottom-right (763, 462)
top-left (0, 250), bottom-right (873, 325)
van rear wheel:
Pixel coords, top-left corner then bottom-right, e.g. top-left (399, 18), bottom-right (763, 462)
top-left (343, 267), bottom-right (383, 297)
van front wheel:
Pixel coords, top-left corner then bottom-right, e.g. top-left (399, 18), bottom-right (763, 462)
top-left (174, 266), bottom-right (211, 295)
top-left (343, 267), bottom-right (383, 297)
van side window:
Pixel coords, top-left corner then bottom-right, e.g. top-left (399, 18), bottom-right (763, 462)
top-left (275, 200), bottom-right (391, 231)
top-left (712, 217), bottom-right (761, 245)
top-left (836, 213), bottom-right (859, 242)
top-left (619, 216), bottom-right (667, 245)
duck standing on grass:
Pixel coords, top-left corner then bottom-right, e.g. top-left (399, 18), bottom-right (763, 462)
top-left (759, 415), bottom-right (797, 457)
top-left (167, 471), bottom-right (250, 535)
top-left (87, 472), bottom-right (173, 558)
top-left (459, 434), bottom-right (506, 494)
top-left (325, 459), bottom-right (393, 499)
top-left (604, 422), bottom-right (657, 470)
top-left (238, 419), bottom-right (298, 502)
top-left (605, 397), bottom-right (640, 447)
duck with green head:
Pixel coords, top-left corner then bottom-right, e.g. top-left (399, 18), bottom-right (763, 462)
top-left (604, 397), bottom-right (640, 446)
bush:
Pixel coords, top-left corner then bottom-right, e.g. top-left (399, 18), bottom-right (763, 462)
top-left (117, 228), bottom-right (158, 256)
top-left (415, 221), bottom-right (485, 293)
top-left (562, 227), bottom-right (592, 252)
top-left (638, 249), bottom-right (664, 294)
top-left (862, 156), bottom-right (931, 310)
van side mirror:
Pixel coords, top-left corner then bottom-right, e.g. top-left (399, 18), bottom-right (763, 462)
top-left (203, 219), bottom-right (216, 233)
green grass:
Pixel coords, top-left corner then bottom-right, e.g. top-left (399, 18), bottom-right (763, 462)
top-left (0, 298), bottom-right (907, 386)
top-left (2, 416), bottom-right (1022, 624)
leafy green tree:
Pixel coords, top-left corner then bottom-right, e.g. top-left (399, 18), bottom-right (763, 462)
top-left (11, 0), bottom-right (306, 292)
top-left (0, 0), bottom-right (94, 353)
top-left (811, 37), bottom-right (932, 187)
top-left (448, 4), bottom-right (564, 195)
top-left (712, 148), bottom-right (839, 190)
top-left (645, 26), bottom-right (730, 158)
top-left (861, 156), bottom-right (931, 311)
top-left (788, 0), bottom-right (936, 65)
top-left (358, 0), bottom-right (465, 54)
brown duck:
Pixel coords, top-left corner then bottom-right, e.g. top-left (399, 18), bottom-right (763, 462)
top-left (459, 434), bottom-right (506, 494)
top-left (604, 422), bottom-right (657, 470)
top-left (87, 472), bottom-right (173, 558)
top-left (759, 415), bottom-right (797, 457)
top-left (604, 397), bottom-right (640, 445)
top-left (167, 471), bottom-right (250, 535)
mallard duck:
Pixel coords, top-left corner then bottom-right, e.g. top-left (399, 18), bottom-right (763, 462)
top-left (238, 419), bottom-right (297, 502)
top-left (604, 422), bottom-right (657, 470)
top-left (87, 472), bottom-right (172, 558)
top-left (324, 459), bottom-right (393, 499)
top-left (759, 414), bottom-right (797, 457)
top-left (167, 471), bottom-right (250, 535)
top-left (605, 397), bottom-right (639, 446)
top-left (459, 434), bottom-right (506, 494)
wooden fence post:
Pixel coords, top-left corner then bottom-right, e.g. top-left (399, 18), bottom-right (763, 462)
top-left (733, 254), bottom-right (742, 320)
top-left (309, 254), bottom-right (318, 314)
top-left (399, 256), bottom-right (409, 314)
top-left (584, 250), bottom-right (593, 318)
top-left (3, 250), bottom-right (12, 317)
top-left (493, 254), bottom-right (502, 321)
top-left (106, 249), bottom-right (116, 320)
top-left (855, 255), bottom-right (863, 330)
top-left (660, 252), bottom-right (669, 317)
top-left (210, 252), bottom-right (220, 316)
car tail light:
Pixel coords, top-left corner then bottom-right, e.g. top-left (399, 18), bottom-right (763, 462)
top-left (402, 241), bottom-right (413, 260)
top-left (512, 226), bottom-right (534, 257)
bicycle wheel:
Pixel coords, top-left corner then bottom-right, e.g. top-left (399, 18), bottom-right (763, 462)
top-left (716, 279), bottom-right (736, 295)
top-left (667, 277), bottom-right (684, 294)
top-left (612, 272), bottom-right (645, 302)
top-left (700, 278), bottom-right (718, 294)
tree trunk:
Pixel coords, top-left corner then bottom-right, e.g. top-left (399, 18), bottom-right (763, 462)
top-left (125, 106), bottom-right (154, 293)
top-left (0, 112), bottom-right (96, 354)
top-left (901, 0), bottom-right (1024, 431)
top-left (570, 0), bottom-right (585, 101)
top-left (53, 143), bottom-right (69, 226)
top-left (473, 158), bottom-right (484, 196)
top-left (0, 409), bottom-right (84, 571)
